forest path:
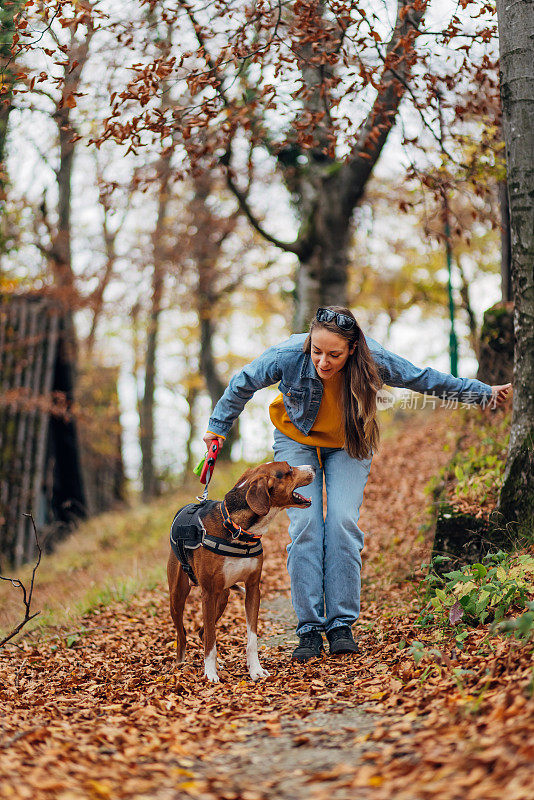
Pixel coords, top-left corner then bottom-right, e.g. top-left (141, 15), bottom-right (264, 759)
top-left (2, 408), bottom-right (532, 800)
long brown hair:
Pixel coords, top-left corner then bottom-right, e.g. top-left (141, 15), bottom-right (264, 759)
top-left (303, 306), bottom-right (382, 459)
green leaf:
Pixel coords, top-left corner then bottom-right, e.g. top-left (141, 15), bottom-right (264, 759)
top-left (475, 594), bottom-right (490, 615)
top-left (471, 563), bottom-right (488, 579)
top-left (459, 594), bottom-right (475, 610)
top-left (443, 570), bottom-right (466, 582)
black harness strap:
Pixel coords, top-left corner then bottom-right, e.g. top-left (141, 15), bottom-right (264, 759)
top-left (170, 500), bottom-right (263, 584)
top-left (170, 500), bottom-right (218, 585)
top-left (202, 533), bottom-right (263, 558)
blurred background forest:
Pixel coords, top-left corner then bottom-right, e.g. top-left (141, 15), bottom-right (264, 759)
top-left (0, 0), bottom-right (522, 566)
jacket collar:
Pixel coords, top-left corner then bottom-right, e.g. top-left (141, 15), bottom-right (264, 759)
top-left (300, 351), bottom-right (322, 382)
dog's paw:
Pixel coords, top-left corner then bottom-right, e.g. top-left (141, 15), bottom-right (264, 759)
top-left (249, 666), bottom-right (270, 681)
top-left (204, 670), bottom-right (220, 683)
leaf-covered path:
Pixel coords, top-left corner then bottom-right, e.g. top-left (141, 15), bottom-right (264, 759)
top-left (1, 409), bottom-right (532, 800)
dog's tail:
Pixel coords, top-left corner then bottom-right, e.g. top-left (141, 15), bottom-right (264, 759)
top-left (230, 583), bottom-right (245, 595)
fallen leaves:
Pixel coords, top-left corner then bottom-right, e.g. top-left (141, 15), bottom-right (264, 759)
top-left (0, 409), bottom-right (532, 800)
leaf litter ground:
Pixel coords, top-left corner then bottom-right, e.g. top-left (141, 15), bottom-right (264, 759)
top-left (1, 408), bottom-right (532, 800)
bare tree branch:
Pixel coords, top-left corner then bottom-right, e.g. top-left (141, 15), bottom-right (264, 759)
top-left (224, 143), bottom-right (301, 255)
top-left (346, 0), bottom-right (427, 191)
top-left (0, 514), bottom-right (42, 649)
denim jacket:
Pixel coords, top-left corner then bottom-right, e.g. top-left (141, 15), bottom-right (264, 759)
top-left (207, 333), bottom-right (493, 438)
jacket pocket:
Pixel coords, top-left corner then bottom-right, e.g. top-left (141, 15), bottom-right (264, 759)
top-left (278, 381), bottom-right (305, 405)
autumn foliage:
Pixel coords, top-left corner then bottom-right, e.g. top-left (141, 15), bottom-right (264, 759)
top-left (1, 409), bottom-right (532, 799)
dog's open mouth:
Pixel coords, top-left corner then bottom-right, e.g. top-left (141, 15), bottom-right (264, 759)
top-left (292, 490), bottom-right (311, 506)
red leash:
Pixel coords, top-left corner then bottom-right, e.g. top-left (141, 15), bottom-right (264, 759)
top-left (199, 440), bottom-right (220, 500)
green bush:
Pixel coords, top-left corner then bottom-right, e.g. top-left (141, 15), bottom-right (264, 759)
top-left (425, 409), bottom-right (511, 509)
top-left (419, 550), bottom-right (534, 628)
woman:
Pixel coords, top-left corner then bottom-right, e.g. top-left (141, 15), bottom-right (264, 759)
top-left (203, 306), bottom-right (512, 662)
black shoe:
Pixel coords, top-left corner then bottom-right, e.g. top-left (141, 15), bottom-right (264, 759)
top-left (326, 625), bottom-right (359, 655)
top-left (291, 630), bottom-right (324, 662)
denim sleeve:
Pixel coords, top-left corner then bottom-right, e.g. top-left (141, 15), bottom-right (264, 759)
top-left (373, 343), bottom-right (493, 406)
top-left (207, 344), bottom-right (282, 436)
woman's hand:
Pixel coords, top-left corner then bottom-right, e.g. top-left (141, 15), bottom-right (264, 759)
top-left (203, 432), bottom-right (225, 450)
top-left (487, 383), bottom-right (512, 409)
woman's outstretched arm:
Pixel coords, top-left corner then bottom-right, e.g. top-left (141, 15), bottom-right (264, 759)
top-left (369, 340), bottom-right (498, 407)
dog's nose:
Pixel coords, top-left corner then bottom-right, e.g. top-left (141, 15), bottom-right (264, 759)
top-left (299, 464), bottom-right (316, 480)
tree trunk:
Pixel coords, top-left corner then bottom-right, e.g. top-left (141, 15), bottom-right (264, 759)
top-left (85, 210), bottom-right (119, 356)
top-left (457, 257), bottom-right (479, 360)
top-left (199, 312), bottom-right (239, 458)
top-left (498, 180), bottom-right (513, 302)
top-left (0, 0), bottom-right (24, 199)
top-left (183, 385), bottom-right (199, 481)
top-left (190, 172), bottom-right (240, 458)
top-left (476, 302), bottom-right (514, 386)
top-left (47, 25), bottom-right (93, 364)
top-left (496, 0), bottom-right (534, 538)
top-left (293, 173), bottom-right (354, 331)
top-left (140, 153), bottom-right (170, 502)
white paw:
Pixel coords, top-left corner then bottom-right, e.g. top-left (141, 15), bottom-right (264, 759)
top-left (249, 666), bottom-right (270, 681)
top-left (204, 670), bottom-right (220, 683)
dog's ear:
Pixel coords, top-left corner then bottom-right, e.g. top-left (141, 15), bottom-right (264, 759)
top-left (245, 478), bottom-right (270, 516)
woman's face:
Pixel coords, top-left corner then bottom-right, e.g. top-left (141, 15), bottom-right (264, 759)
top-left (310, 328), bottom-right (354, 380)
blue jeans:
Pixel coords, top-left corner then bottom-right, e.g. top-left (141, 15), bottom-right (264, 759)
top-left (273, 428), bottom-right (373, 636)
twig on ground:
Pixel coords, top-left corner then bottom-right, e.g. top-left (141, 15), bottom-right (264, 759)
top-left (0, 727), bottom-right (42, 750)
top-left (15, 658), bottom-right (27, 690)
top-left (0, 514), bottom-right (42, 649)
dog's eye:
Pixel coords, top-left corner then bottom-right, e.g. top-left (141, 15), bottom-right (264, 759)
top-left (275, 470), bottom-right (283, 479)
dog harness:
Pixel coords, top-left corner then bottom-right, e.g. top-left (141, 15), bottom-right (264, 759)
top-left (170, 501), bottom-right (263, 585)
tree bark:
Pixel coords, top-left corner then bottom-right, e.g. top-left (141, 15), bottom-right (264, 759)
top-left (457, 257), bottom-right (479, 360)
top-left (0, 2), bottom-right (23, 175)
top-left (187, 171), bottom-right (241, 458)
top-left (496, 0), bottom-right (534, 538)
top-left (198, 312), bottom-right (239, 458)
top-left (183, 385), bottom-right (199, 481)
top-left (85, 176), bottom-right (123, 357)
top-left (0, 0), bottom-right (25, 250)
top-left (49, 26), bottom-right (93, 294)
top-left (476, 302), bottom-right (514, 386)
top-left (139, 151), bottom-right (171, 502)
top-left (293, 174), bottom-right (355, 329)
top-left (498, 180), bottom-right (513, 302)
top-left (43, 22), bottom-right (93, 366)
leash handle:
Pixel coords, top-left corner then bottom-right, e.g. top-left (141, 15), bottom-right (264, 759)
top-left (199, 439), bottom-right (220, 486)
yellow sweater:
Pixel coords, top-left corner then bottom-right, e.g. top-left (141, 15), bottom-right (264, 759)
top-left (269, 371), bottom-right (345, 448)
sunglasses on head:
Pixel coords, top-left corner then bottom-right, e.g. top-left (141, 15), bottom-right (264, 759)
top-left (316, 307), bottom-right (356, 331)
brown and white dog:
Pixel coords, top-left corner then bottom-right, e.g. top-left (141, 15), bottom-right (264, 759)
top-left (167, 461), bottom-right (315, 682)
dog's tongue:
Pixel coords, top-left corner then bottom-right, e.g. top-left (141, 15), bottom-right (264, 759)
top-left (292, 490), bottom-right (310, 505)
